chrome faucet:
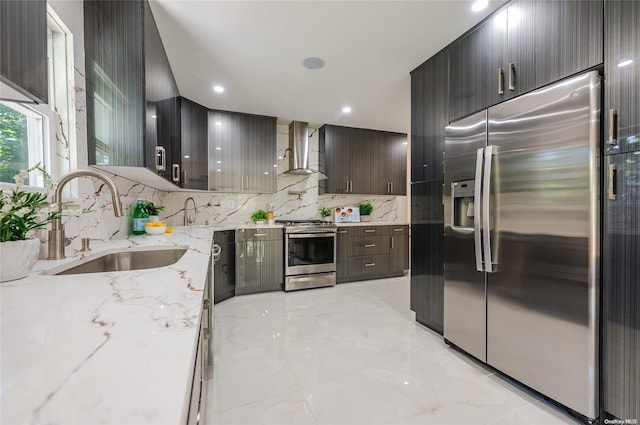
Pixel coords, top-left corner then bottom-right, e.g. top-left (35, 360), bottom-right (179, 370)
top-left (48, 169), bottom-right (123, 260)
top-left (184, 197), bottom-right (197, 226)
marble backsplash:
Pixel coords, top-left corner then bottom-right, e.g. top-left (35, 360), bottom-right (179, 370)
top-left (72, 125), bottom-right (407, 244)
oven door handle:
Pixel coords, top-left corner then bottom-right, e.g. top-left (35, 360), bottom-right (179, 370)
top-left (288, 233), bottom-right (336, 239)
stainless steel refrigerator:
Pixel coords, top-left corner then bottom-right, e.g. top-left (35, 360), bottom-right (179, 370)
top-left (443, 71), bottom-right (600, 420)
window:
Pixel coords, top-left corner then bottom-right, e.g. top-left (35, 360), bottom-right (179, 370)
top-left (0, 6), bottom-right (75, 188)
top-left (0, 102), bottom-right (47, 186)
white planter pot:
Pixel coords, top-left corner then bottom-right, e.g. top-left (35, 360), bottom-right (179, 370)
top-left (0, 239), bottom-right (41, 282)
top-left (360, 215), bottom-right (372, 222)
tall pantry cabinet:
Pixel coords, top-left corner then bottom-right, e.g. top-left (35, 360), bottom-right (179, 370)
top-left (602, 0), bottom-right (640, 421)
top-left (410, 49), bottom-right (448, 334)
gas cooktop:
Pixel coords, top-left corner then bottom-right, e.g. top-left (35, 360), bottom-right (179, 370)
top-left (276, 219), bottom-right (335, 227)
top-left (276, 219), bottom-right (337, 233)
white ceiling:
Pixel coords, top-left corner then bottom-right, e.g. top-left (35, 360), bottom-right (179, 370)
top-left (149, 0), bottom-right (506, 135)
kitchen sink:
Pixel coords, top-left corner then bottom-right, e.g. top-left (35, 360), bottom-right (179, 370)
top-left (52, 246), bottom-right (188, 275)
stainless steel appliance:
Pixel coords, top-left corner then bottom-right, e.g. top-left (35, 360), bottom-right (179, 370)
top-left (443, 71), bottom-right (600, 421)
top-left (278, 220), bottom-right (337, 291)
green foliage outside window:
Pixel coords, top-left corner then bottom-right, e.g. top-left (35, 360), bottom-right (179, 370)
top-left (0, 104), bottom-right (29, 185)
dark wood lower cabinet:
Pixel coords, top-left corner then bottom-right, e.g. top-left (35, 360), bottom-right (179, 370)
top-left (336, 229), bottom-right (349, 282)
top-left (602, 152), bottom-right (640, 421)
top-left (235, 229), bottom-right (283, 295)
top-left (410, 181), bottom-right (444, 335)
top-left (337, 225), bottom-right (408, 283)
top-left (213, 230), bottom-right (235, 304)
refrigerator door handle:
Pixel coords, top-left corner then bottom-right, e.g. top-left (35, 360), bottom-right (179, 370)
top-left (474, 148), bottom-right (485, 272)
top-left (483, 145), bottom-right (495, 273)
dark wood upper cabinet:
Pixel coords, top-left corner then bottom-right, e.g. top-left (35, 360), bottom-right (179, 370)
top-left (605, 0), bottom-right (640, 155)
top-left (449, 13), bottom-right (506, 121)
top-left (506, 0), bottom-right (603, 99)
top-left (321, 125), bottom-right (371, 194)
top-left (85, 0), bottom-right (145, 167)
top-left (155, 96), bottom-right (208, 189)
top-left (208, 110), bottom-right (277, 193)
top-left (179, 98), bottom-right (209, 190)
top-left (411, 49), bottom-right (448, 183)
top-left (144, 0), bottom-right (179, 174)
top-left (0, 0), bottom-right (48, 104)
top-left (449, 0), bottom-right (603, 121)
top-left (321, 124), bottom-right (407, 195)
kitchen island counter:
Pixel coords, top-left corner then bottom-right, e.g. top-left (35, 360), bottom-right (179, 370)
top-left (0, 226), bottom-right (214, 425)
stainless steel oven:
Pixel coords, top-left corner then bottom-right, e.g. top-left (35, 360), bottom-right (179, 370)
top-left (278, 220), bottom-right (337, 291)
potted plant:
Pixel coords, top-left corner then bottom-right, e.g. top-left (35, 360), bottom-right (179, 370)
top-left (359, 202), bottom-right (373, 222)
top-left (319, 206), bottom-right (332, 221)
top-left (144, 201), bottom-right (164, 223)
top-left (251, 209), bottom-right (269, 225)
top-left (0, 164), bottom-right (60, 282)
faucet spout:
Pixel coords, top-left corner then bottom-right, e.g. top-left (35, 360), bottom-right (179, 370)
top-left (48, 169), bottom-right (123, 259)
top-left (184, 197), bottom-right (197, 226)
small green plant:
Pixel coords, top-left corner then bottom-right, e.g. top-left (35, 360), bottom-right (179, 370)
top-left (359, 202), bottom-right (373, 216)
top-left (144, 201), bottom-right (164, 216)
top-left (319, 206), bottom-right (332, 218)
top-left (251, 209), bottom-right (269, 222)
top-left (0, 163), bottom-right (61, 242)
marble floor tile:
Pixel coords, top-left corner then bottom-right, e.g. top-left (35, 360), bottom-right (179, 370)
top-left (209, 277), bottom-right (583, 425)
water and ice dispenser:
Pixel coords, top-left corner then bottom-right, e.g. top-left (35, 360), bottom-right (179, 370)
top-left (452, 180), bottom-right (475, 228)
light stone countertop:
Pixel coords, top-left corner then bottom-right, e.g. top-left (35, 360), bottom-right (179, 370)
top-left (0, 226), bottom-right (214, 425)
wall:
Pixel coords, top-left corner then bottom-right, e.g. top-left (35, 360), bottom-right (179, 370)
top-left (7, 0), bottom-right (407, 254)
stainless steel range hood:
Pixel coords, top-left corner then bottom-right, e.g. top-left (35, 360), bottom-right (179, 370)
top-left (286, 121), bottom-right (325, 178)
top-left (287, 121), bottom-right (313, 174)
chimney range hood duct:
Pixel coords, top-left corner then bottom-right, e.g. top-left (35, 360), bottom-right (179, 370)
top-left (286, 121), bottom-right (315, 175)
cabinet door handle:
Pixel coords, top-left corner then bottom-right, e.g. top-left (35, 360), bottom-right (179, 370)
top-left (364, 243), bottom-right (376, 248)
top-left (241, 176), bottom-right (244, 189)
top-left (364, 263), bottom-right (376, 267)
top-left (508, 63), bottom-right (515, 91)
top-left (183, 169), bottom-right (187, 187)
top-left (608, 164), bottom-right (617, 201)
top-left (391, 237), bottom-right (394, 249)
top-left (393, 228), bottom-right (404, 232)
top-left (345, 181), bottom-right (349, 192)
top-left (498, 67), bottom-right (504, 95)
top-left (608, 109), bottom-right (618, 146)
top-left (245, 176), bottom-right (249, 190)
top-left (338, 230), bottom-right (348, 234)
top-left (212, 244), bottom-right (221, 262)
top-left (172, 164), bottom-right (180, 183)
top-left (155, 146), bottom-right (166, 171)
top-left (390, 182), bottom-right (393, 194)
top-left (254, 233), bottom-right (268, 237)
top-left (364, 229), bottom-right (376, 233)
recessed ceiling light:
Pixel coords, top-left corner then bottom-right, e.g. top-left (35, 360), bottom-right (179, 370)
top-left (471, 0), bottom-right (488, 12)
top-left (215, 121), bottom-right (222, 126)
top-left (617, 58), bottom-right (633, 68)
top-left (302, 57), bottom-right (325, 70)
top-left (213, 85), bottom-right (224, 93)
top-left (150, 115), bottom-right (157, 119)
top-left (215, 147), bottom-right (222, 150)
top-left (342, 106), bottom-right (352, 113)
top-left (184, 155), bottom-right (190, 159)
